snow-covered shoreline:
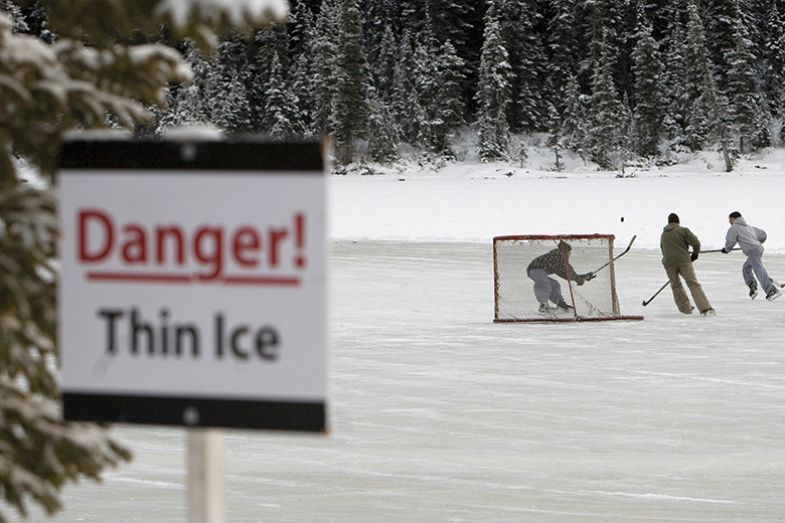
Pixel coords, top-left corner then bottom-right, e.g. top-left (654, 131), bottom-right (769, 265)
top-left (330, 148), bottom-right (785, 254)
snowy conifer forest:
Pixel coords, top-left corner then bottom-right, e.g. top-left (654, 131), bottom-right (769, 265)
top-left (4, 0), bottom-right (785, 171)
top-left (150, 0), bottom-right (785, 171)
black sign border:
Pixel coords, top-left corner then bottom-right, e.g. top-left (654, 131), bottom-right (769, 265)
top-left (64, 392), bottom-right (327, 432)
top-left (60, 138), bottom-right (325, 171)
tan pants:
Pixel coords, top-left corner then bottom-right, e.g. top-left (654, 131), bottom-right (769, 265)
top-left (665, 262), bottom-right (712, 314)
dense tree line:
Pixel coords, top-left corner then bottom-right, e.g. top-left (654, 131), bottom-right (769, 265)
top-left (6, 0), bottom-right (783, 169)
top-left (154, 0), bottom-right (785, 170)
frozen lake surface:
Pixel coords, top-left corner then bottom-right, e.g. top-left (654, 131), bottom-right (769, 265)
top-left (36, 240), bottom-right (785, 522)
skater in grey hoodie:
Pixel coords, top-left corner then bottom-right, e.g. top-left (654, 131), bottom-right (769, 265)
top-left (721, 211), bottom-right (781, 301)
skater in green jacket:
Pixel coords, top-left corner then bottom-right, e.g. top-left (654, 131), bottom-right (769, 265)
top-left (660, 213), bottom-right (715, 316)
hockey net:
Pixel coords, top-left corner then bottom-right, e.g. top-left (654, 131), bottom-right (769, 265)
top-left (493, 234), bottom-right (642, 322)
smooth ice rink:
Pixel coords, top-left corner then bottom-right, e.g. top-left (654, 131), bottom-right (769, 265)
top-left (35, 241), bottom-right (785, 522)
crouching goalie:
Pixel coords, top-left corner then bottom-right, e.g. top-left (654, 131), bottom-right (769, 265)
top-left (526, 240), bottom-right (596, 312)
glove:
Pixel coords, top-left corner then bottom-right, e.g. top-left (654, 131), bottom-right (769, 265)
top-left (721, 248), bottom-right (728, 254)
top-left (576, 273), bottom-right (594, 286)
top-left (690, 252), bottom-right (698, 262)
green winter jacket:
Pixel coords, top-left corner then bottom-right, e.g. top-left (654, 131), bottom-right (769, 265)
top-left (660, 223), bottom-right (701, 268)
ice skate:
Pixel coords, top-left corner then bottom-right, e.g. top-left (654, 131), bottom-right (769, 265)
top-left (555, 300), bottom-right (574, 311)
top-left (766, 286), bottom-right (782, 302)
top-left (538, 302), bottom-right (557, 313)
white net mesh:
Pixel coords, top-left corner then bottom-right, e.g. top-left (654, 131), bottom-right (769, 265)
top-left (494, 235), bottom-right (623, 322)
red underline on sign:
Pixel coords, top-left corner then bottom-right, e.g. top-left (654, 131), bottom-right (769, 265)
top-left (86, 272), bottom-right (301, 286)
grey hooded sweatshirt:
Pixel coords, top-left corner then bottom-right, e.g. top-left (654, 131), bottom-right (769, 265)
top-left (725, 217), bottom-right (766, 256)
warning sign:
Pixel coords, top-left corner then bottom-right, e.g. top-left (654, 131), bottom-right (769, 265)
top-left (58, 139), bottom-right (328, 432)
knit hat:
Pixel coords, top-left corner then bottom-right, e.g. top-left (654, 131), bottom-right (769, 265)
top-left (668, 213), bottom-right (679, 224)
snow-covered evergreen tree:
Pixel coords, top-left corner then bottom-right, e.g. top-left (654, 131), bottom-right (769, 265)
top-left (391, 31), bottom-right (418, 143)
top-left (367, 92), bottom-right (400, 163)
top-left (399, 0), bottom-right (427, 36)
top-left (705, 0), bottom-right (746, 86)
top-left (289, 22), bottom-right (319, 137)
top-left (685, 0), bottom-right (733, 171)
top-left (247, 23), bottom-right (290, 132)
top-left (546, 0), bottom-right (578, 111)
top-left (289, 0), bottom-right (316, 57)
top-left (618, 92), bottom-right (635, 172)
top-left (561, 72), bottom-right (590, 157)
top-left (359, 0), bottom-right (390, 76)
top-left (436, 40), bottom-right (468, 134)
top-left (662, 9), bottom-right (689, 149)
top-left (507, 0), bottom-right (547, 131)
top-left (683, 0), bottom-right (716, 151)
top-left (426, 0), bottom-right (475, 52)
top-left (331, 0), bottom-right (371, 164)
top-left (631, 10), bottom-right (665, 157)
top-left (411, 40), bottom-right (431, 152)
top-left (312, 0), bottom-right (341, 137)
top-left (615, 0), bottom-right (640, 106)
top-left (588, 38), bottom-right (623, 168)
top-left (578, 0), bottom-right (623, 89)
top-left (413, 31), bottom-right (466, 154)
top-left (425, 0), bottom-right (481, 121)
top-left (725, 17), bottom-right (760, 152)
top-left (706, 86), bottom-right (735, 171)
top-left (206, 36), bottom-right (253, 133)
top-left (264, 52), bottom-right (303, 140)
top-left (475, 13), bottom-right (512, 162)
top-left (545, 101), bottom-right (564, 171)
top-left (682, 0), bottom-right (734, 169)
top-left (751, 104), bottom-right (772, 149)
top-left (375, 25), bottom-right (397, 101)
top-left (762, 1), bottom-right (785, 115)
top-left (156, 44), bottom-right (213, 133)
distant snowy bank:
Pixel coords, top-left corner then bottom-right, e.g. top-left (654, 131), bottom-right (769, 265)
top-left (18, 143), bottom-right (785, 253)
top-left (330, 145), bottom-right (785, 254)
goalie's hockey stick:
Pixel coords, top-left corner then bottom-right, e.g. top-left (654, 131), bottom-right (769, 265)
top-left (589, 234), bottom-right (637, 276)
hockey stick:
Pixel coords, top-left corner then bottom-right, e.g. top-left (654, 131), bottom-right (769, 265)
top-left (699, 247), bottom-right (739, 254)
top-left (642, 248), bottom-right (741, 306)
top-left (642, 281), bottom-right (669, 306)
top-left (588, 235), bottom-right (637, 276)
top-left (643, 277), bottom-right (785, 306)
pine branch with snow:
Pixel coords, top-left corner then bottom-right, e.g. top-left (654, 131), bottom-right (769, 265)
top-left (0, 0), bottom-right (288, 519)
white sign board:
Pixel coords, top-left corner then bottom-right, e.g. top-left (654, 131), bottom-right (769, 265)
top-left (58, 139), bottom-right (327, 431)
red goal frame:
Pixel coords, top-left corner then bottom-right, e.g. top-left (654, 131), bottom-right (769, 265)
top-left (493, 234), bottom-right (643, 323)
